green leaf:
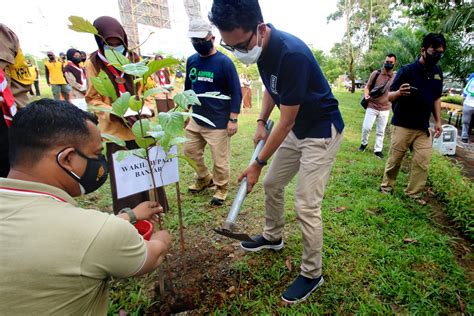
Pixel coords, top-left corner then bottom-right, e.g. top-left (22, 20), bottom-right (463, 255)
top-left (149, 120), bottom-right (163, 132)
top-left (88, 105), bottom-right (114, 114)
top-left (90, 70), bottom-right (118, 101)
top-left (177, 154), bottom-right (198, 172)
top-left (173, 90), bottom-right (202, 110)
top-left (128, 97), bottom-right (143, 112)
top-left (147, 131), bottom-right (165, 139)
top-left (180, 112), bottom-right (216, 127)
top-left (132, 148), bottom-right (148, 159)
top-left (68, 16), bottom-right (98, 34)
top-left (102, 133), bottom-right (126, 147)
top-left (101, 143), bottom-right (108, 156)
top-left (196, 91), bottom-right (231, 100)
top-left (115, 150), bottom-right (133, 162)
top-left (143, 58), bottom-right (180, 81)
top-left (135, 137), bottom-right (156, 149)
top-left (105, 49), bottom-right (130, 66)
top-left (111, 92), bottom-right (131, 116)
top-left (166, 153), bottom-right (198, 172)
top-left (132, 119), bottom-right (151, 139)
top-left (160, 134), bottom-right (172, 152)
top-left (143, 87), bottom-right (168, 99)
top-left (122, 63), bottom-right (149, 77)
top-left (170, 136), bottom-right (189, 146)
top-left (158, 112), bottom-right (184, 135)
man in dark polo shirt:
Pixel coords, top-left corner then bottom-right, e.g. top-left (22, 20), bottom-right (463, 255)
top-left (381, 33), bottom-right (445, 200)
top-left (210, 0), bottom-right (344, 304)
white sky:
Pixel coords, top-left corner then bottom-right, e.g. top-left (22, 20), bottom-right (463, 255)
top-left (1, 0), bottom-right (345, 58)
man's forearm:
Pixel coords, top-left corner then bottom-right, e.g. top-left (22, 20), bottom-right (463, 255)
top-left (433, 98), bottom-right (441, 123)
top-left (258, 89), bottom-right (276, 122)
top-left (388, 91), bottom-right (399, 102)
top-left (257, 105), bottom-right (299, 162)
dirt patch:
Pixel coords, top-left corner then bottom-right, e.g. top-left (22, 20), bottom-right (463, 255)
top-left (148, 229), bottom-right (246, 315)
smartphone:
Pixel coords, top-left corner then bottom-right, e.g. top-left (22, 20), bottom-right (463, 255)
top-left (409, 86), bottom-right (419, 93)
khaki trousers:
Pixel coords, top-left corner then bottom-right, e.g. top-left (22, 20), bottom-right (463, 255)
top-left (263, 125), bottom-right (343, 279)
top-left (183, 119), bottom-right (230, 187)
top-left (381, 126), bottom-right (432, 196)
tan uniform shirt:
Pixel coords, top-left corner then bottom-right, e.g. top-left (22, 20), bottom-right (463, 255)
top-left (84, 59), bottom-right (156, 140)
top-left (0, 178), bottom-right (146, 315)
top-left (0, 24), bottom-right (31, 108)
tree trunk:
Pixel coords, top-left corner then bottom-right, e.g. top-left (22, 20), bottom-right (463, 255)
top-left (345, 0), bottom-right (356, 93)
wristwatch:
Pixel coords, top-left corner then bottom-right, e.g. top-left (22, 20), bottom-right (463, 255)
top-left (229, 118), bottom-right (238, 123)
top-left (119, 207), bottom-right (137, 224)
top-left (255, 156), bottom-right (267, 166)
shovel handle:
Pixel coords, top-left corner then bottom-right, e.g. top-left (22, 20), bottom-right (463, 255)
top-left (224, 120), bottom-right (274, 226)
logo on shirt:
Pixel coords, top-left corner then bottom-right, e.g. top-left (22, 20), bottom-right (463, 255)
top-left (189, 67), bottom-right (214, 83)
top-left (189, 67), bottom-right (198, 83)
top-left (270, 75), bottom-right (278, 94)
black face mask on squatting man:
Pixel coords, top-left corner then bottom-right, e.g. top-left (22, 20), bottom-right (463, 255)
top-left (193, 40), bottom-right (213, 56)
top-left (384, 63), bottom-right (394, 70)
top-left (56, 149), bottom-right (109, 194)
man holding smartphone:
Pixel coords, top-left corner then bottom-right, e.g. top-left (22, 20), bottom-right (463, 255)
top-left (381, 33), bottom-right (445, 201)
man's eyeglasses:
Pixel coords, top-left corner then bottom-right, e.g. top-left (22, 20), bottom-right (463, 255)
top-left (220, 30), bottom-right (256, 53)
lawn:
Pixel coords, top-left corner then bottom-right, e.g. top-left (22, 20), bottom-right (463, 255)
top-left (80, 90), bottom-right (472, 315)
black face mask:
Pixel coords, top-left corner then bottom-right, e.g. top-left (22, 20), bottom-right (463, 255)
top-left (56, 149), bottom-right (109, 195)
top-left (384, 63), bottom-right (394, 70)
top-left (81, 57), bottom-right (87, 62)
top-left (192, 40), bottom-right (213, 56)
top-left (48, 56), bottom-right (55, 61)
top-left (70, 57), bottom-right (82, 65)
top-left (424, 51), bottom-right (442, 67)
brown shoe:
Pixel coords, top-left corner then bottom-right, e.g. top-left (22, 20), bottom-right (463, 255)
top-left (210, 185), bottom-right (228, 206)
top-left (380, 186), bottom-right (393, 194)
top-left (188, 174), bottom-right (214, 192)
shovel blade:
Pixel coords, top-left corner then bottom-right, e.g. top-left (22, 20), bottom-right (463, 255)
top-left (213, 228), bottom-right (254, 242)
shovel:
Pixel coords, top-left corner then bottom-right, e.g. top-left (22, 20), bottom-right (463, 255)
top-left (213, 120), bottom-right (274, 241)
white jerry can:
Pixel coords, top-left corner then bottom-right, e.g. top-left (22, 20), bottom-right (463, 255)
top-left (432, 124), bottom-right (457, 155)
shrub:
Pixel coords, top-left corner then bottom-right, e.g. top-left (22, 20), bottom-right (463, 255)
top-left (441, 95), bottom-right (463, 105)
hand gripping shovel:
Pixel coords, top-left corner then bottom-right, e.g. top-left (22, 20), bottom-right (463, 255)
top-left (213, 120), bottom-right (274, 241)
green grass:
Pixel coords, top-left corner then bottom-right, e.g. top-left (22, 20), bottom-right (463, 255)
top-left (83, 91), bottom-right (472, 314)
top-left (441, 95), bottom-right (463, 105)
top-left (429, 154), bottom-right (474, 238)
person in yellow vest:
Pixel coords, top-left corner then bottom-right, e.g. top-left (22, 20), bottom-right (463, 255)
top-left (44, 51), bottom-right (70, 101)
top-left (26, 58), bottom-right (40, 96)
top-left (59, 52), bottom-right (67, 66)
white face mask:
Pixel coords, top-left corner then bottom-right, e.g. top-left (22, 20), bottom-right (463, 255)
top-left (233, 28), bottom-right (262, 65)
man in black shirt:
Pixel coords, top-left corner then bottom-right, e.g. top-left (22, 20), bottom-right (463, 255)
top-left (183, 19), bottom-right (242, 206)
top-left (381, 33), bottom-right (445, 199)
